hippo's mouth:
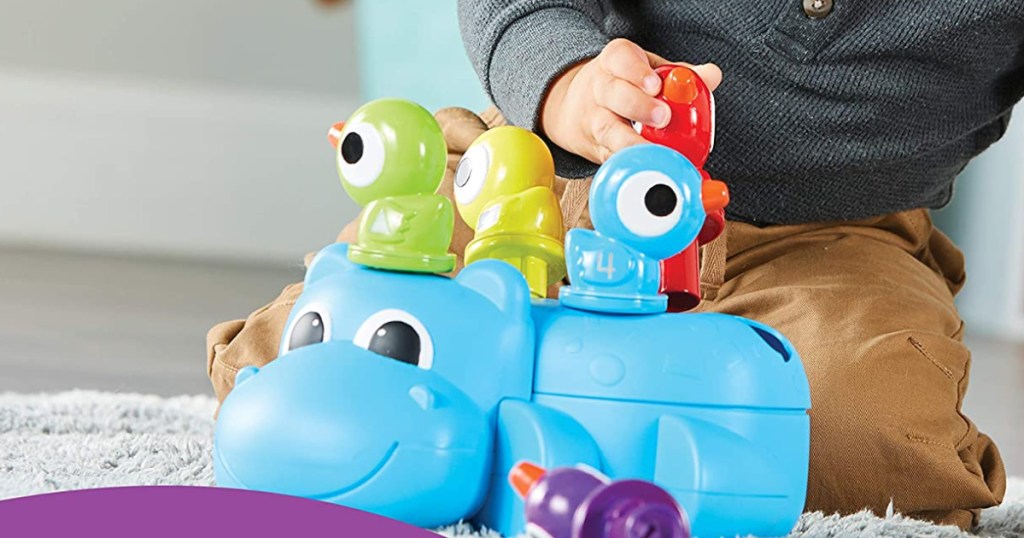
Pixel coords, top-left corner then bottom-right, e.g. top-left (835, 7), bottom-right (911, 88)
top-left (216, 441), bottom-right (398, 500)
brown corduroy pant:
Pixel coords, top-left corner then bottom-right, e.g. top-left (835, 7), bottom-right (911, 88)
top-left (206, 107), bottom-right (1005, 530)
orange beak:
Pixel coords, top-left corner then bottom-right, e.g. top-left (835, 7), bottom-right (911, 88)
top-left (327, 121), bottom-right (345, 150)
top-left (508, 461), bottom-right (546, 499)
top-left (702, 179), bottom-right (730, 213)
top-left (663, 66), bottom-right (700, 105)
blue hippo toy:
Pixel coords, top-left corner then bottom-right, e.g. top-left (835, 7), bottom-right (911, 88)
top-left (214, 100), bottom-right (811, 538)
top-left (214, 242), bottom-right (811, 537)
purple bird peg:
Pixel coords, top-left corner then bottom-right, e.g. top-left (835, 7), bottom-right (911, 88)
top-left (509, 461), bottom-right (690, 538)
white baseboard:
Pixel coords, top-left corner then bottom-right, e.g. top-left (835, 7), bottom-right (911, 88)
top-left (0, 69), bottom-right (362, 264)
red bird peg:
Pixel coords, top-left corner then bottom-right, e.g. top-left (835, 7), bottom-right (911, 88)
top-left (641, 65), bottom-right (728, 312)
top-left (641, 66), bottom-right (715, 171)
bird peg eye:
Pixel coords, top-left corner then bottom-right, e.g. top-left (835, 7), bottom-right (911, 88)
top-left (615, 170), bottom-right (684, 238)
top-left (336, 122), bottom-right (387, 189)
top-left (455, 143), bottom-right (492, 208)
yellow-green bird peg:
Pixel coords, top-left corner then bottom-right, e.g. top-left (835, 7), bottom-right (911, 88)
top-left (453, 126), bottom-right (566, 298)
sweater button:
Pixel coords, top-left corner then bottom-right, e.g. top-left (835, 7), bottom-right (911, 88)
top-left (802, 0), bottom-right (833, 18)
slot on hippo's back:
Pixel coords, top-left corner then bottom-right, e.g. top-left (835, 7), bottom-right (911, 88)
top-left (529, 301), bottom-right (811, 411)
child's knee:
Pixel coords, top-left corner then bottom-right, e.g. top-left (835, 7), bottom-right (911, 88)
top-left (805, 331), bottom-right (1005, 530)
top-left (207, 282), bottom-right (303, 404)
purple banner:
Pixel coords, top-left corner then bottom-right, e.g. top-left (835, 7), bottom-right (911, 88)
top-left (0, 486), bottom-right (438, 537)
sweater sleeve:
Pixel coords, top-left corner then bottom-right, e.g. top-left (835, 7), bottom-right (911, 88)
top-left (457, 1), bottom-right (610, 178)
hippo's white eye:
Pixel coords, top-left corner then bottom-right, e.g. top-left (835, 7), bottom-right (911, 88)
top-left (338, 122), bottom-right (385, 188)
top-left (454, 143), bottom-right (491, 206)
top-left (285, 306), bottom-right (331, 352)
top-left (354, 309), bottom-right (434, 370)
top-left (616, 170), bottom-right (683, 238)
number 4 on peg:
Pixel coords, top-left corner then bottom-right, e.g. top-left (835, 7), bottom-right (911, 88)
top-left (596, 252), bottom-right (616, 280)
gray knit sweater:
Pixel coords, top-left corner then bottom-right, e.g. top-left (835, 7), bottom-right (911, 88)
top-left (457, 0), bottom-right (1024, 224)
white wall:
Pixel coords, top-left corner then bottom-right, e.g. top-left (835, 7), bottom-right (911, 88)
top-left (936, 105), bottom-right (1024, 342)
top-left (0, 0), bottom-right (363, 264)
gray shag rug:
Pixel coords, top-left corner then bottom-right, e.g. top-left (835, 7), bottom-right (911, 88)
top-left (0, 390), bottom-right (1020, 537)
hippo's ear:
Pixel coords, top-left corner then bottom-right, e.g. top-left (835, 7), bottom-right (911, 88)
top-left (455, 260), bottom-right (532, 319)
top-left (305, 243), bottom-right (361, 285)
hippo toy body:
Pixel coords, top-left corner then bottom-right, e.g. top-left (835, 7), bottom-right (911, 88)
top-left (214, 242), bottom-right (810, 538)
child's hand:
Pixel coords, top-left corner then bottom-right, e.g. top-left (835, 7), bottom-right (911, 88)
top-left (540, 38), bottom-right (722, 164)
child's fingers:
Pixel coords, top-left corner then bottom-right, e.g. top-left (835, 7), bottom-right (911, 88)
top-left (590, 111), bottom-right (649, 163)
top-left (646, 56), bottom-right (724, 92)
top-left (690, 63), bottom-right (723, 91)
top-left (644, 50), bottom-right (673, 68)
top-left (599, 38), bottom-right (662, 96)
top-left (594, 77), bottom-right (671, 128)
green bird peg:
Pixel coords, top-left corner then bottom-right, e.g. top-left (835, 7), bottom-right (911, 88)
top-left (328, 99), bottom-right (455, 273)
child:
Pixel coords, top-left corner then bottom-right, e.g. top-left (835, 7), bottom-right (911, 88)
top-left (208, 0), bottom-right (1021, 530)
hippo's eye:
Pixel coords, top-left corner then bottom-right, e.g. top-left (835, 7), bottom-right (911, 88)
top-left (616, 170), bottom-right (683, 238)
top-left (337, 122), bottom-right (385, 188)
top-left (354, 309), bottom-right (434, 370)
top-left (286, 308), bottom-right (331, 352)
top-left (454, 143), bottom-right (491, 206)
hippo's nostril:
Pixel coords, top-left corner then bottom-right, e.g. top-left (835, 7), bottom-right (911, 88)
top-left (409, 384), bottom-right (449, 411)
top-left (234, 366), bottom-right (260, 385)
top-left (409, 384), bottom-right (436, 411)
